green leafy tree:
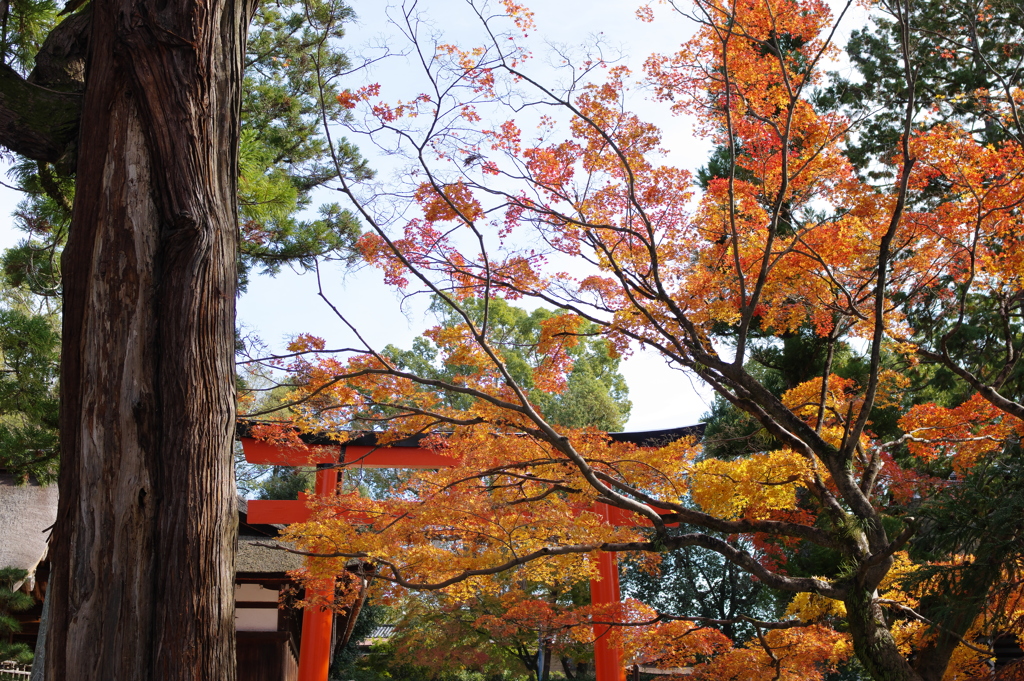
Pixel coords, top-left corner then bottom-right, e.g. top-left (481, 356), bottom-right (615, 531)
top-left (818, 0), bottom-right (1024, 178)
top-left (621, 531), bottom-right (777, 644)
top-left (236, 0), bottom-right (371, 286)
top-left (328, 603), bottom-right (385, 681)
top-left (382, 298), bottom-right (631, 432)
top-left (0, 307), bottom-right (59, 481)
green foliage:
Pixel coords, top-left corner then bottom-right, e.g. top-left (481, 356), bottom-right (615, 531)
top-left (2, 0), bottom-right (374, 293)
top-left (238, 0), bottom-right (373, 289)
top-left (817, 0), bottom-right (1024, 179)
top-left (621, 530), bottom-right (779, 642)
top-left (330, 603), bottom-right (385, 680)
top-left (900, 450), bottom-right (1024, 631)
top-left (0, 567), bottom-right (34, 665)
top-left (903, 288), bottom-right (1024, 407)
top-left (0, 0), bottom-right (58, 74)
top-left (2, 159), bottom-right (73, 301)
top-left (254, 466), bottom-right (314, 500)
top-left (383, 298), bottom-right (631, 432)
top-left (701, 330), bottom-right (840, 460)
top-left (353, 637), bottom-right (526, 681)
top-left (0, 307), bottom-right (59, 481)
top-left (362, 585), bottom-right (579, 681)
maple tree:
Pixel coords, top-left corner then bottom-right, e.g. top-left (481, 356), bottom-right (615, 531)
top-left (370, 298), bottom-right (630, 681)
top-left (242, 0), bottom-right (1024, 679)
top-left (362, 579), bottom-right (594, 681)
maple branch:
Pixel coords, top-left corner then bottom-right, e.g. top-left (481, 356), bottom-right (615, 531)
top-left (591, 470), bottom-right (842, 549)
top-left (875, 599), bottom-right (995, 659)
top-left (815, 333), bottom-right (837, 434)
top-left (236, 347), bottom-right (366, 364)
top-left (840, 0), bottom-right (919, 475)
top-left (858, 519), bottom-right (916, 575)
top-left (756, 625), bottom-right (783, 681)
top-left (875, 430), bottom-right (1006, 450)
top-left (734, 0), bottom-right (795, 363)
top-left (590, 611), bottom-right (805, 631)
top-left (505, 484), bottom-right (582, 506)
top-left (916, 347), bottom-right (1024, 423)
top-left (262, 532), bottom-right (843, 597)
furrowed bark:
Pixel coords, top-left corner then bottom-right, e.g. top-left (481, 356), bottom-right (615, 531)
top-left (29, 9), bottom-right (91, 93)
top-left (46, 0), bottom-right (253, 677)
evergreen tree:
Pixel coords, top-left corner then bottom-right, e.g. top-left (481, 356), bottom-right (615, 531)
top-left (0, 567), bottom-right (34, 665)
top-left (817, 0), bottom-right (1024, 178)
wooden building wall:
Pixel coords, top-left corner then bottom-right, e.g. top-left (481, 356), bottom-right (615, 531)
top-left (237, 631), bottom-right (298, 681)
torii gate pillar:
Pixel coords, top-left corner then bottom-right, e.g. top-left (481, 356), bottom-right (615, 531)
top-left (591, 504), bottom-right (626, 681)
top-left (295, 465), bottom-right (338, 681)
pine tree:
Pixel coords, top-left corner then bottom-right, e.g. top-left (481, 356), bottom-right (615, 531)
top-left (0, 567), bottom-right (34, 665)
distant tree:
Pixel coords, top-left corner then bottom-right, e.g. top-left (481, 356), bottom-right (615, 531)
top-left (0, 307), bottom-right (59, 482)
top-left (329, 603), bottom-right (385, 681)
top-left (381, 297), bottom-right (631, 433)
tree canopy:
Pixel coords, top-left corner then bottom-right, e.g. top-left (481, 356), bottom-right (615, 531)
top-left (239, 0), bottom-right (1024, 678)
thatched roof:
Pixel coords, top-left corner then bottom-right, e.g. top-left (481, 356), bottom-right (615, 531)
top-left (0, 485), bottom-right (304, 585)
top-left (0, 474), bottom-right (58, 586)
top-left (236, 535), bottom-right (304, 574)
top-left (236, 497), bottom-right (304, 575)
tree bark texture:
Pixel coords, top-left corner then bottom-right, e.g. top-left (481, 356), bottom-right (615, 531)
top-left (845, 590), bottom-right (921, 681)
top-left (47, 0), bottom-right (253, 676)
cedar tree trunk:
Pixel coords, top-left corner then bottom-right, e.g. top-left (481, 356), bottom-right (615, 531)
top-left (45, 0), bottom-right (254, 676)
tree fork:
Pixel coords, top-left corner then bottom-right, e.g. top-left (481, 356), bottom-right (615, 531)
top-left (47, 0), bottom-right (254, 677)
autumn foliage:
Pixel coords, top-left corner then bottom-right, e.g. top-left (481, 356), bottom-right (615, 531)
top-left (239, 0), bottom-right (1024, 679)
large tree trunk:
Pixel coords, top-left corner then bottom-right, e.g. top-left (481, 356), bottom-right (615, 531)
top-left (846, 589), bottom-right (922, 681)
top-left (45, 0), bottom-right (253, 675)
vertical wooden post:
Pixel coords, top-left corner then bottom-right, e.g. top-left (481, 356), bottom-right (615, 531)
top-left (591, 503), bottom-right (625, 681)
top-left (297, 465), bottom-right (339, 681)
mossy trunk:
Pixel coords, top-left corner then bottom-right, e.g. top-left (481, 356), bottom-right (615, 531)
top-left (846, 589), bottom-right (922, 681)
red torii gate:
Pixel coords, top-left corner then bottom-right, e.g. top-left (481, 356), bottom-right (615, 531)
top-left (241, 426), bottom-right (700, 681)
